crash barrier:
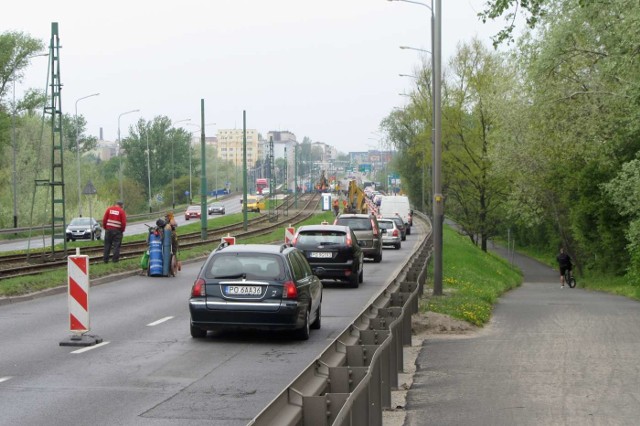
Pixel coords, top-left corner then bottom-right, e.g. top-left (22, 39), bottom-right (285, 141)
top-left (249, 214), bottom-right (433, 426)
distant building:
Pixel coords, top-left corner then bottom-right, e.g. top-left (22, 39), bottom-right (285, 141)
top-left (216, 129), bottom-right (259, 167)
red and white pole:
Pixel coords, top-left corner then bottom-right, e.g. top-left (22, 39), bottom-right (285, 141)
top-left (68, 249), bottom-right (90, 334)
top-left (60, 248), bottom-right (102, 347)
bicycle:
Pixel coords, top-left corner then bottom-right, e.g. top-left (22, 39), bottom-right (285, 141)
top-left (564, 268), bottom-right (576, 288)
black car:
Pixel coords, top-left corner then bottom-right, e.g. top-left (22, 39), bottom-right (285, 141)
top-left (65, 217), bottom-right (102, 241)
top-left (189, 243), bottom-right (322, 340)
top-left (208, 202), bottom-right (226, 215)
top-left (382, 215), bottom-right (407, 241)
top-left (292, 224), bottom-right (364, 288)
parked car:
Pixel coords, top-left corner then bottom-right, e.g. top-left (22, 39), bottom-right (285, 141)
top-left (292, 224), bottom-right (364, 288)
top-left (208, 202), bottom-right (226, 215)
top-left (189, 243), bottom-right (322, 340)
top-left (378, 218), bottom-right (402, 250)
top-left (185, 205), bottom-right (201, 220)
top-left (334, 213), bottom-right (382, 263)
top-left (381, 215), bottom-right (407, 241)
top-left (65, 217), bottom-right (102, 241)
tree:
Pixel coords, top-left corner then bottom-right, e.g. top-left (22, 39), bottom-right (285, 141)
top-left (0, 31), bottom-right (45, 104)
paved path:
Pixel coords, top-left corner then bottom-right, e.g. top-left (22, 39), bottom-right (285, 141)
top-left (404, 248), bottom-right (640, 425)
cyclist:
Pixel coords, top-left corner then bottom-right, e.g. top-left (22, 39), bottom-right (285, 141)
top-left (556, 247), bottom-right (573, 288)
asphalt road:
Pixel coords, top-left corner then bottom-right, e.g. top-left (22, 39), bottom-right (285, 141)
top-left (403, 246), bottom-right (640, 425)
top-left (0, 219), bottom-right (426, 425)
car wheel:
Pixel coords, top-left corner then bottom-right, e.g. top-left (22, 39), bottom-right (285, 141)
top-left (190, 323), bottom-right (207, 338)
top-left (358, 266), bottom-right (364, 283)
top-left (406, 227), bottom-right (411, 235)
top-left (97, 232), bottom-right (102, 240)
top-left (349, 272), bottom-right (359, 288)
top-left (395, 243), bottom-right (401, 250)
top-left (373, 251), bottom-right (382, 263)
top-left (402, 235), bottom-right (406, 241)
top-left (310, 303), bottom-right (321, 330)
top-left (294, 309), bottom-right (310, 340)
top-left (185, 217), bottom-right (189, 221)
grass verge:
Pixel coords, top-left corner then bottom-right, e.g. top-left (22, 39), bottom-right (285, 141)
top-left (424, 225), bottom-right (523, 326)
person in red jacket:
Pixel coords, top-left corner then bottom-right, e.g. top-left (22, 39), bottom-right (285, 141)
top-left (102, 200), bottom-right (127, 263)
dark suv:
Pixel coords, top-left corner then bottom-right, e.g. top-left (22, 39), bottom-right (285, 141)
top-left (189, 243), bottom-right (322, 340)
top-left (292, 224), bottom-right (364, 288)
top-left (334, 214), bottom-right (382, 263)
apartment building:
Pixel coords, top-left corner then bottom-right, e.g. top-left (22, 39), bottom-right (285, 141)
top-left (216, 128), bottom-right (259, 167)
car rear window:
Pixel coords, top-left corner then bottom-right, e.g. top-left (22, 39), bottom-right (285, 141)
top-left (378, 221), bottom-right (394, 230)
top-left (298, 230), bottom-right (347, 245)
top-left (206, 253), bottom-right (284, 280)
top-left (335, 217), bottom-right (372, 230)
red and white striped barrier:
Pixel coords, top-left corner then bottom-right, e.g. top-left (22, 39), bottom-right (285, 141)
top-left (60, 248), bottom-right (102, 347)
top-left (285, 225), bottom-right (295, 245)
top-left (67, 251), bottom-right (90, 334)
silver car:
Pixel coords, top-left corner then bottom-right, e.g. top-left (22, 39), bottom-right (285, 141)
top-left (378, 218), bottom-right (401, 250)
top-left (66, 217), bottom-right (102, 241)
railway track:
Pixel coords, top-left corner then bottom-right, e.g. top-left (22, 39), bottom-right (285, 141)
top-left (0, 193), bottom-right (320, 280)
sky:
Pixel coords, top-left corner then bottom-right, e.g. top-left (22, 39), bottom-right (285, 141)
top-left (2, 0), bottom-right (514, 154)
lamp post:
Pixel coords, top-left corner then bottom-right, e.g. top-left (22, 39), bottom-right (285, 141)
top-left (10, 53), bottom-right (48, 230)
top-left (75, 92), bottom-right (99, 217)
top-left (389, 0), bottom-right (442, 296)
top-left (118, 109), bottom-right (140, 202)
top-left (171, 119), bottom-right (191, 209)
top-left (187, 122), bottom-right (215, 203)
top-left (146, 130), bottom-right (152, 213)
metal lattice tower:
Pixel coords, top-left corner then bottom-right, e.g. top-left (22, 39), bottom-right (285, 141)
top-left (36, 22), bottom-right (67, 256)
top-left (268, 137), bottom-right (277, 222)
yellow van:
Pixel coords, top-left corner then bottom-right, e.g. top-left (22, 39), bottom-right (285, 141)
top-left (242, 195), bottom-right (266, 213)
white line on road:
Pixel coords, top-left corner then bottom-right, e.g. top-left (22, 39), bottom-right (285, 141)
top-left (147, 316), bottom-right (174, 327)
top-left (0, 377), bottom-right (12, 383)
top-left (70, 342), bottom-right (110, 354)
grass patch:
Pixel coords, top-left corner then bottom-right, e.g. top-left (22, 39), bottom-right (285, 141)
top-left (425, 225), bottom-right (523, 326)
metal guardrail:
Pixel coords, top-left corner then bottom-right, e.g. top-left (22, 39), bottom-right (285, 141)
top-left (248, 214), bottom-right (433, 426)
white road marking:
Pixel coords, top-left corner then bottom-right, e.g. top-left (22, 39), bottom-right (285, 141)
top-left (146, 316), bottom-right (174, 327)
top-left (70, 341), bottom-right (110, 354)
top-left (0, 377), bottom-right (12, 383)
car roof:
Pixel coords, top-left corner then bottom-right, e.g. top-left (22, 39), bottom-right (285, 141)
top-left (297, 224), bottom-right (350, 233)
top-left (215, 244), bottom-right (291, 255)
top-left (337, 214), bottom-right (371, 219)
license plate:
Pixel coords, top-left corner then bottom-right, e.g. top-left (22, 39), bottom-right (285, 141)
top-left (310, 252), bottom-right (333, 258)
top-left (225, 285), bottom-right (262, 296)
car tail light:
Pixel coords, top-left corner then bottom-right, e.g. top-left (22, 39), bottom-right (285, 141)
top-left (393, 229), bottom-right (399, 237)
top-left (283, 281), bottom-right (298, 299)
top-left (371, 218), bottom-right (379, 236)
top-left (345, 233), bottom-right (353, 247)
top-left (191, 278), bottom-right (206, 297)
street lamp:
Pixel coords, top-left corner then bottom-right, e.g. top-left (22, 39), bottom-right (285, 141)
top-left (118, 109), bottom-right (140, 202)
top-left (186, 122), bottom-right (215, 203)
top-left (146, 130), bottom-right (152, 213)
top-left (75, 92), bottom-right (99, 217)
top-left (10, 52), bottom-right (48, 229)
top-left (171, 119), bottom-right (191, 209)
top-left (400, 45), bottom-right (431, 54)
top-left (389, 0), bottom-right (443, 296)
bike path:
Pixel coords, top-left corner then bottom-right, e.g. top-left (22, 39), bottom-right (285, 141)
top-left (404, 247), bottom-right (640, 425)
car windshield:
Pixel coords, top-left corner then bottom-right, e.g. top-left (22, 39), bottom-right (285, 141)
top-left (210, 204), bottom-right (222, 208)
top-left (298, 231), bottom-right (346, 245)
top-left (187, 206), bottom-right (199, 212)
top-left (206, 253), bottom-right (284, 280)
top-left (70, 218), bottom-right (91, 226)
top-left (336, 217), bottom-right (372, 230)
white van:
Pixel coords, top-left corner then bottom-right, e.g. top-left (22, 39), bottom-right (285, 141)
top-left (378, 195), bottom-right (412, 234)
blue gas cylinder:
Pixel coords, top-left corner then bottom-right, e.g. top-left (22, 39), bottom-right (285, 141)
top-left (148, 231), bottom-right (164, 277)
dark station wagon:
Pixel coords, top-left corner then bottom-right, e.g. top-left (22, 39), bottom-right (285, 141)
top-left (292, 224), bottom-right (364, 288)
top-left (189, 243), bottom-right (322, 340)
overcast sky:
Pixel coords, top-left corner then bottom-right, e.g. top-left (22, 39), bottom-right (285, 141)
top-left (3, 0), bottom-right (513, 153)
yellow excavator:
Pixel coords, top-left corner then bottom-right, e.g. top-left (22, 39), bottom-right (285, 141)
top-left (344, 180), bottom-right (368, 214)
